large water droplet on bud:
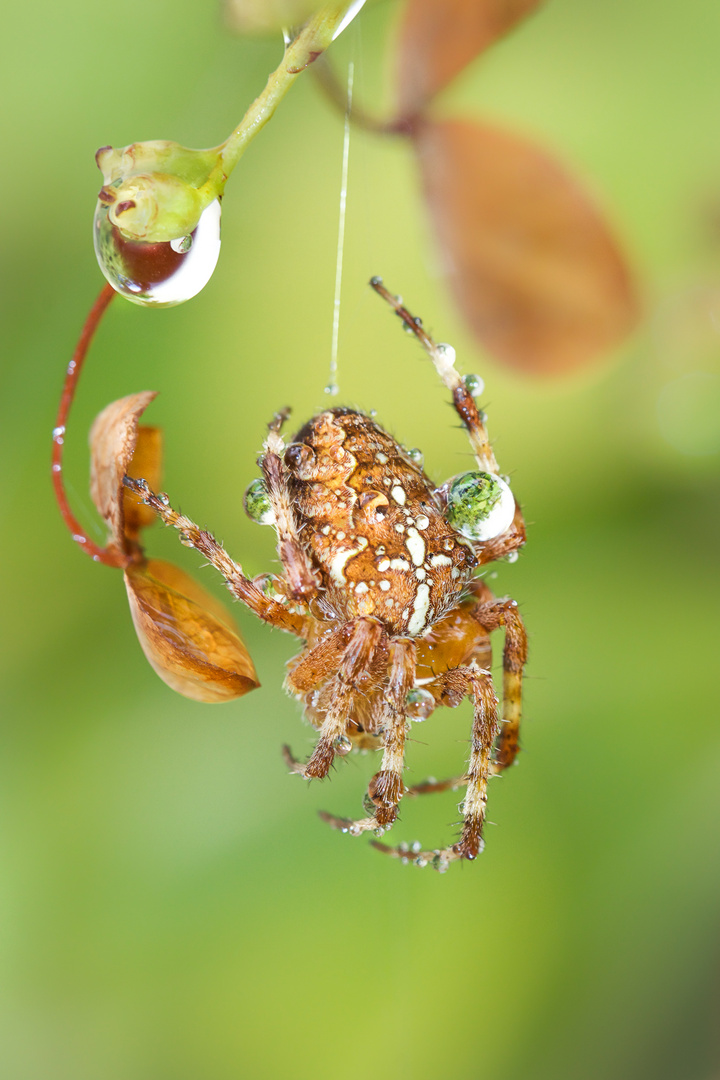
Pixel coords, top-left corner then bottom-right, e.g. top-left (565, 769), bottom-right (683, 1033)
top-left (93, 196), bottom-right (221, 307)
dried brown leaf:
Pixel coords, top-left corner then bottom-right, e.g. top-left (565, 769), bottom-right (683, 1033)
top-left (415, 119), bottom-right (639, 374)
top-left (125, 559), bottom-right (260, 703)
top-left (124, 426), bottom-right (163, 539)
top-left (395, 0), bottom-right (543, 118)
top-left (89, 392), bottom-right (157, 549)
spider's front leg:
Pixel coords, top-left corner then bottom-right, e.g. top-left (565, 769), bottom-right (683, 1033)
top-left (122, 478), bottom-right (306, 636)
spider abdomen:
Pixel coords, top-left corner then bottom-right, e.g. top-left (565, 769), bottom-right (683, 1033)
top-left (286, 409), bottom-right (474, 636)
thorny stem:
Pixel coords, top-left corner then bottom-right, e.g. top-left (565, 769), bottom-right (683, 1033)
top-left (51, 284), bottom-right (128, 568)
top-left (198, 3), bottom-right (363, 204)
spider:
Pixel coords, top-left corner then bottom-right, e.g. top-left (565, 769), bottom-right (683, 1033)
top-left (124, 279), bottom-right (528, 871)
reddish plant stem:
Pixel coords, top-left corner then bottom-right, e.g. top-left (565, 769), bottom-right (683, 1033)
top-left (52, 283), bottom-right (127, 568)
top-left (312, 56), bottom-right (417, 137)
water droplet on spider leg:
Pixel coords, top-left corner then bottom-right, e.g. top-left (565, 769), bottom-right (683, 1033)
top-left (463, 373), bottom-right (485, 398)
top-left (333, 734), bottom-right (353, 755)
top-left (243, 479), bottom-right (275, 526)
top-left (324, 383), bottom-right (339, 397)
top-left (506, 551), bottom-right (519, 564)
top-left (94, 195), bottom-right (221, 307)
top-left (405, 687), bottom-right (435, 721)
top-left (436, 343), bottom-right (457, 367)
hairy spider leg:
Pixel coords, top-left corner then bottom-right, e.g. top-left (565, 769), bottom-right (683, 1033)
top-left (287, 634), bottom-right (415, 832)
top-left (122, 478), bottom-right (307, 636)
top-left (370, 663), bottom-right (499, 869)
top-left (369, 591), bottom-right (527, 868)
top-left (261, 411), bottom-right (320, 602)
top-left (285, 618), bottom-right (387, 778)
top-left (368, 638), bottom-right (416, 826)
top-left (370, 278), bottom-right (497, 473)
top-left (370, 277), bottom-right (527, 564)
top-left (472, 598), bottom-right (528, 769)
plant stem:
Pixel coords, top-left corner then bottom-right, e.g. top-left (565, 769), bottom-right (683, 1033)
top-left (52, 284), bottom-right (128, 568)
top-left (200, 3), bottom-right (360, 202)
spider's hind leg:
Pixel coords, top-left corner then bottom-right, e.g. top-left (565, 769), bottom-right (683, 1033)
top-left (316, 638), bottom-right (416, 839)
top-left (284, 618), bottom-right (388, 780)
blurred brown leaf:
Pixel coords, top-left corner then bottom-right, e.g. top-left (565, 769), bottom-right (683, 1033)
top-left (89, 392), bottom-right (157, 549)
top-left (395, 0), bottom-right (543, 118)
top-left (415, 119), bottom-right (639, 374)
top-left (125, 559), bottom-right (260, 703)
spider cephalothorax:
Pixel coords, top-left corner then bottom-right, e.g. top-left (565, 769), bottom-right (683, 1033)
top-left (125, 280), bottom-right (528, 870)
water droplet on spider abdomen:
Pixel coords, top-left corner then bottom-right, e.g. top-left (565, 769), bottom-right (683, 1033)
top-left (93, 197), bottom-right (221, 306)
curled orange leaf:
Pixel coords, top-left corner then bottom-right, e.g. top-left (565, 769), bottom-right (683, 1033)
top-left (415, 119), bottom-right (639, 374)
top-left (89, 392), bottom-right (158, 550)
top-left (124, 425), bottom-right (163, 539)
top-left (125, 559), bottom-right (260, 703)
top-left (395, 0), bottom-right (544, 118)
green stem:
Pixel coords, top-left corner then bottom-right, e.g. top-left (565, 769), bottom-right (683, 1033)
top-left (199, 3), bottom-right (357, 202)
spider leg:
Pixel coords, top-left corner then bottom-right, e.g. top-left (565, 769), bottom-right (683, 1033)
top-left (285, 618), bottom-right (387, 779)
top-left (371, 664), bottom-right (500, 870)
top-left (370, 278), bottom-right (497, 473)
top-left (122, 478), bottom-right (306, 635)
top-left (366, 638), bottom-right (416, 827)
top-left (404, 775), bottom-right (465, 797)
top-left (471, 598), bottom-right (528, 769)
top-left (370, 278), bottom-right (527, 563)
top-left (313, 637), bottom-right (415, 839)
top-left (261, 412), bottom-right (320, 602)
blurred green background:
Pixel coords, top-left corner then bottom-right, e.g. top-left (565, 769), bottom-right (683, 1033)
top-left (2, 1), bottom-right (720, 1077)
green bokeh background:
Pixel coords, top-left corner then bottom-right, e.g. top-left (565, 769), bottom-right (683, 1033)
top-left (3, 2), bottom-right (720, 1078)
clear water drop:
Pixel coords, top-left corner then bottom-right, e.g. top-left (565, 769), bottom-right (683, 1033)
top-left (333, 734), bottom-right (353, 756)
top-left (243, 478), bottom-right (275, 525)
top-left (406, 447), bottom-right (424, 468)
top-left (464, 373), bottom-right (484, 398)
top-left (405, 687), bottom-right (435, 721)
top-left (94, 194), bottom-right (221, 307)
top-left (170, 234), bottom-right (193, 254)
top-left (324, 383), bottom-right (339, 397)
